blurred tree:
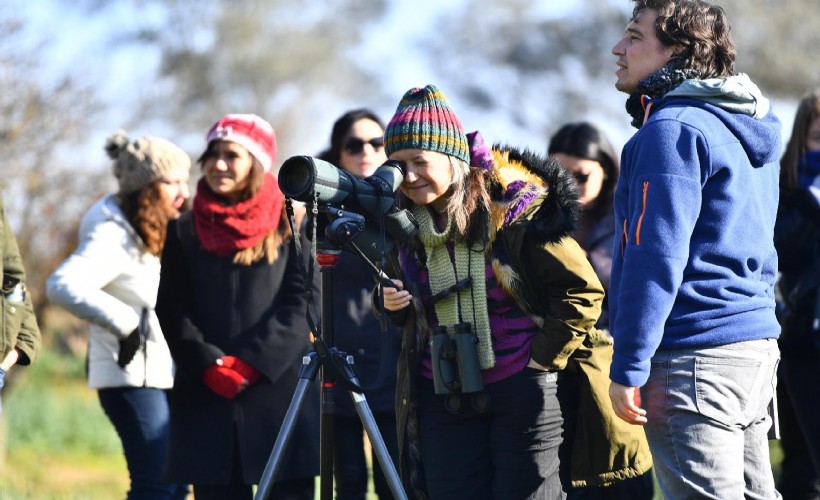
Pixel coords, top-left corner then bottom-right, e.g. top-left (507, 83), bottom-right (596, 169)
top-left (0, 12), bottom-right (107, 325)
top-left (5, 0), bottom-right (812, 325)
top-left (70, 0), bottom-right (817, 160)
top-left (720, 0), bottom-right (820, 96)
top-left (420, 0), bottom-right (818, 142)
top-left (95, 0), bottom-right (390, 159)
top-left (414, 0), bottom-right (629, 144)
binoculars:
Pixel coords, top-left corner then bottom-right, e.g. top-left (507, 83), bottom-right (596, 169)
top-left (429, 322), bottom-right (484, 395)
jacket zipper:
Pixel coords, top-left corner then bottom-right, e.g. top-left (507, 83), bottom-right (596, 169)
top-left (635, 181), bottom-right (649, 246)
top-left (620, 219), bottom-right (628, 259)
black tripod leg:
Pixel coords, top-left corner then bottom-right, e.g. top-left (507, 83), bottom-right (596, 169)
top-left (348, 379), bottom-right (409, 500)
top-left (255, 353), bottom-right (320, 500)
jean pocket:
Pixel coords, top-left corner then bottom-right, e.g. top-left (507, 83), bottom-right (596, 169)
top-left (694, 358), bottom-right (763, 427)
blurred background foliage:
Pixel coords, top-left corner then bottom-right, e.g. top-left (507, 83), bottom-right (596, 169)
top-left (0, 0), bottom-right (811, 495)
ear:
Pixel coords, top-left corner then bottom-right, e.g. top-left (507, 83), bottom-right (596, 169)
top-left (671, 44), bottom-right (685, 57)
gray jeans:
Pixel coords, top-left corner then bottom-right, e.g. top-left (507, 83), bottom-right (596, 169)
top-left (644, 339), bottom-right (781, 499)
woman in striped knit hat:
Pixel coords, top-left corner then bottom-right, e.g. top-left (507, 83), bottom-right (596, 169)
top-left (377, 85), bottom-right (651, 499)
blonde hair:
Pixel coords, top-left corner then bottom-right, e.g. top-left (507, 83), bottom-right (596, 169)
top-left (232, 213), bottom-right (291, 265)
top-left (404, 155), bottom-right (490, 246)
top-left (230, 164), bottom-right (292, 265)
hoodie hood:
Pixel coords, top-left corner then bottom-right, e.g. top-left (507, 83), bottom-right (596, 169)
top-left (665, 73), bottom-right (770, 119)
top-left (654, 74), bottom-right (782, 167)
top-left (487, 145), bottom-right (581, 241)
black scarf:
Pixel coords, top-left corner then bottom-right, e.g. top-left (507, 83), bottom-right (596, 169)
top-left (625, 61), bottom-right (701, 128)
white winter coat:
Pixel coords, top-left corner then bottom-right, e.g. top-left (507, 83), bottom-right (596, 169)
top-left (47, 195), bottom-right (174, 389)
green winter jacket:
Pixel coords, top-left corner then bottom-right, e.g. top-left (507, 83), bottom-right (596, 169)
top-left (1, 194), bottom-right (41, 366)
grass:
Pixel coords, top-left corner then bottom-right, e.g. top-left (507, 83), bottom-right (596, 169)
top-left (0, 347), bottom-right (128, 499)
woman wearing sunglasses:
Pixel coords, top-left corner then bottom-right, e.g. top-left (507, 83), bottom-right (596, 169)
top-left (548, 122), bottom-right (620, 334)
top-left (549, 121), bottom-right (654, 499)
top-left (318, 108), bottom-right (401, 499)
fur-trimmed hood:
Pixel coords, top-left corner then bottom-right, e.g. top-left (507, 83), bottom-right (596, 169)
top-left (483, 143), bottom-right (582, 245)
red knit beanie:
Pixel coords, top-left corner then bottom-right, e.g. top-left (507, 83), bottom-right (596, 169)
top-left (206, 114), bottom-right (277, 171)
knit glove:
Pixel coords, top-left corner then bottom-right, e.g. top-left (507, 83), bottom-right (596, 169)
top-left (117, 328), bottom-right (142, 368)
top-left (203, 361), bottom-right (246, 399)
top-left (224, 356), bottom-right (262, 386)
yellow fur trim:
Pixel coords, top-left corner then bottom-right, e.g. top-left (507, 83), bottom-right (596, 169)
top-left (491, 258), bottom-right (544, 329)
top-left (486, 150), bottom-right (550, 242)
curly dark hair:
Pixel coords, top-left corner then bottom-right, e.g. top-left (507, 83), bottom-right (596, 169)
top-left (632, 0), bottom-right (735, 78)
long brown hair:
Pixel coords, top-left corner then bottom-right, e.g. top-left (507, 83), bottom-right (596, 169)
top-left (400, 155), bottom-right (491, 248)
top-left (197, 145), bottom-right (291, 265)
top-left (781, 88), bottom-right (820, 192)
top-left (633, 0), bottom-right (735, 78)
top-left (119, 182), bottom-right (179, 256)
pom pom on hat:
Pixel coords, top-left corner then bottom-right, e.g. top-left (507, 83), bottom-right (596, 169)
top-left (384, 85), bottom-right (470, 164)
top-left (106, 130), bottom-right (191, 195)
top-left (206, 114), bottom-right (277, 171)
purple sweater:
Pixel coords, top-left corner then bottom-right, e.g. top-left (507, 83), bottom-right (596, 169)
top-left (413, 255), bottom-right (538, 384)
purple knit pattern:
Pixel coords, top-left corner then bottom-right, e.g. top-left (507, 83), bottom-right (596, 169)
top-left (409, 250), bottom-right (536, 385)
top-left (466, 130), bottom-right (495, 172)
top-left (503, 182), bottom-right (539, 227)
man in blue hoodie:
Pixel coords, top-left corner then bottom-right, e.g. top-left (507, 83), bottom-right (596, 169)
top-left (608, 0), bottom-right (782, 497)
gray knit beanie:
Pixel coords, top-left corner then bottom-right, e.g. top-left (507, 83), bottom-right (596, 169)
top-left (105, 130), bottom-right (191, 194)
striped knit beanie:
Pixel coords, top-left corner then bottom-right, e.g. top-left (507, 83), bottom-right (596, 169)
top-left (384, 85), bottom-right (470, 163)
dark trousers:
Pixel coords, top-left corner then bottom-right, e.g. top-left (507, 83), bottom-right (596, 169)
top-left (778, 357), bottom-right (820, 499)
top-left (416, 368), bottom-right (573, 500)
top-left (193, 478), bottom-right (313, 500)
top-left (333, 411), bottom-right (400, 499)
top-left (566, 473), bottom-right (654, 499)
top-left (98, 387), bottom-right (189, 500)
top-left (191, 425), bottom-right (315, 500)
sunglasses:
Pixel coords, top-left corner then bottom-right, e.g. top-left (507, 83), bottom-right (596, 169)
top-left (344, 137), bottom-right (385, 155)
top-left (573, 172), bottom-right (591, 185)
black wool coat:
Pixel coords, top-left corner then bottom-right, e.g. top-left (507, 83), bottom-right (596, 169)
top-left (330, 250), bottom-right (401, 416)
top-left (156, 215), bottom-right (320, 484)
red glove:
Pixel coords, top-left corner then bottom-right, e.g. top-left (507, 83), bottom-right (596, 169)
top-left (230, 357), bottom-right (262, 385)
top-left (203, 363), bottom-right (245, 399)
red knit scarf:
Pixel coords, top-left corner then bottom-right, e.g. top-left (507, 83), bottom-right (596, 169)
top-left (193, 173), bottom-right (283, 258)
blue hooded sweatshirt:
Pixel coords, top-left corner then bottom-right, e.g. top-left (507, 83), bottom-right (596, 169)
top-left (609, 74), bottom-right (782, 388)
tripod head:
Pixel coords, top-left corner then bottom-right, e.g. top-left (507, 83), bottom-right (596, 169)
top-left (311, 204), bottom-right (399, 290)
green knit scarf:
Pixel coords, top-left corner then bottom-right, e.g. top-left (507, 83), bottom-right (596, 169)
top-left (412, 205), bottom-right (495, 369)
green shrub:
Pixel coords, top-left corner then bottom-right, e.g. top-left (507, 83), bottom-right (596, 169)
top-left (6, 349), bottom-right (120, 456)
top-left (1, 346), bottom-right (127, 498)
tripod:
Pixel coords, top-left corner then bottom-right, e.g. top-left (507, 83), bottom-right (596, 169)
top-left (255, 247), bottom-right (407, 500)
